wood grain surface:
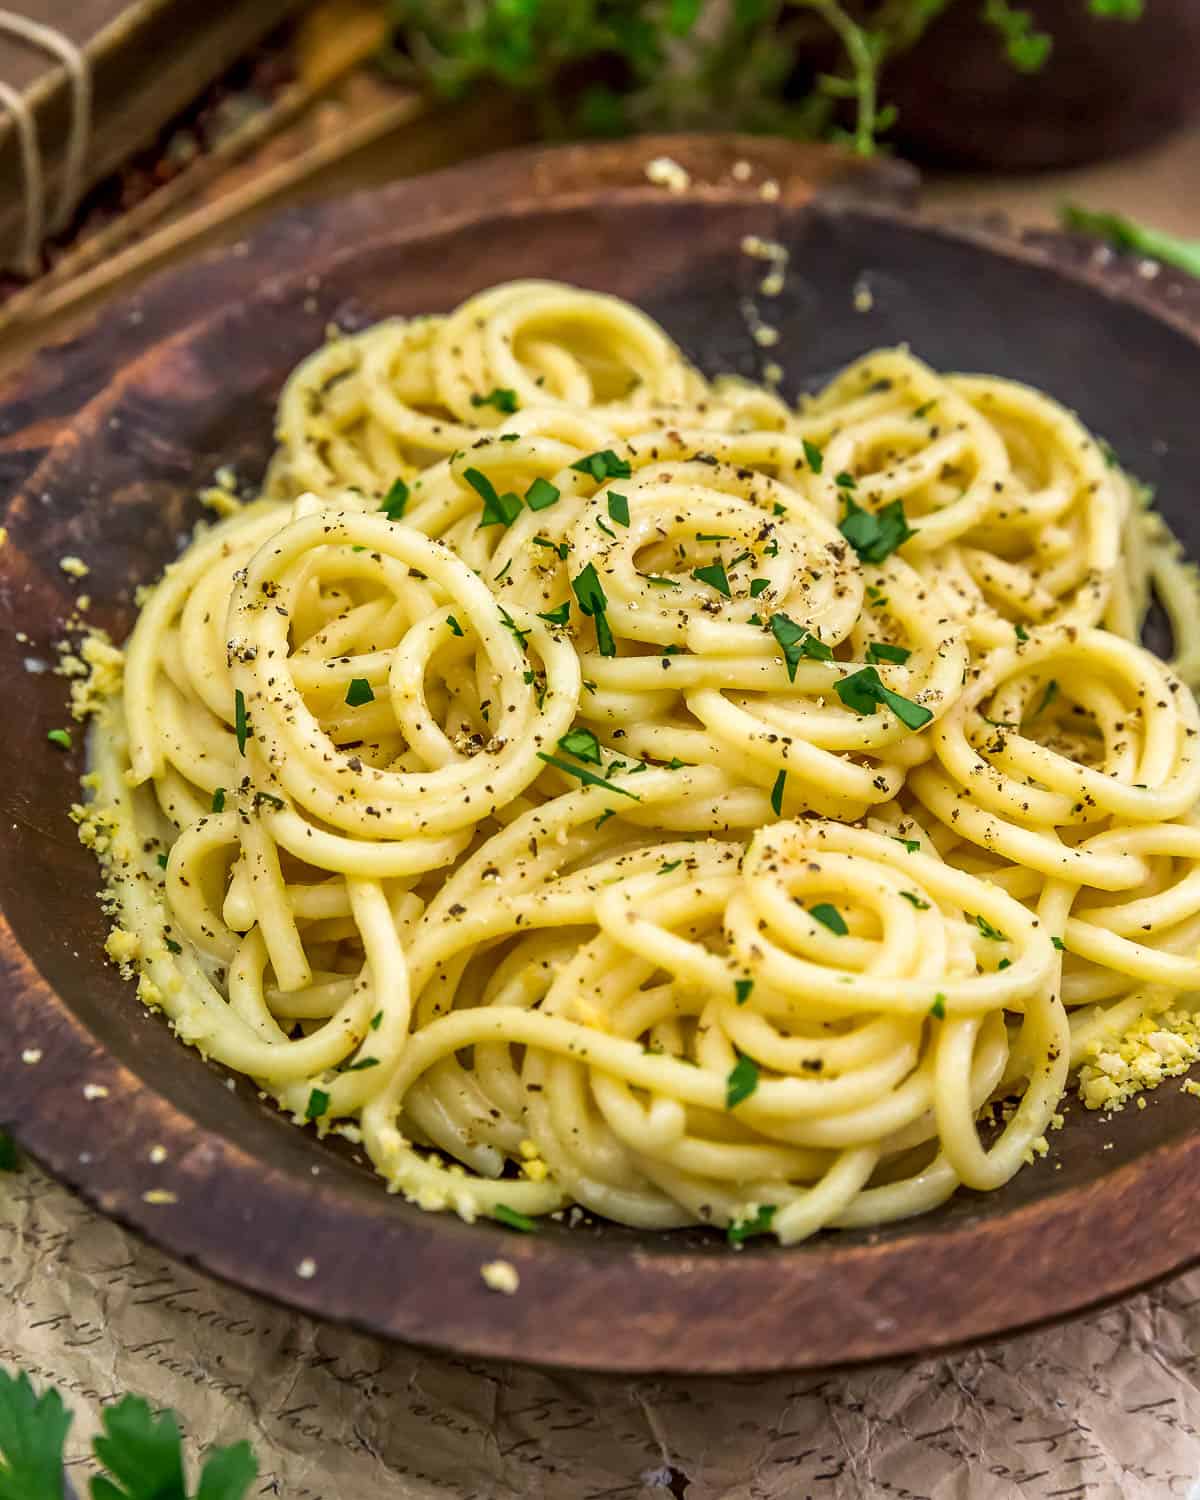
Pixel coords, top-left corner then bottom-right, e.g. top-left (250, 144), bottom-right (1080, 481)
top-left (2, 135), bottom-right (1199, 1374)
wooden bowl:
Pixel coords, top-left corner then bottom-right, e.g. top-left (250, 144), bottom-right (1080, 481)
top-left (4, 136), bottom-right (1200, 1375)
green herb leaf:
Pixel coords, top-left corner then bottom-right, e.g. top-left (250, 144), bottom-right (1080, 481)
top-left (770, 768), bottom-right (786, 816)
top-left (997, 957), bottom-right (1012, 970)
top-left (342, 1056), bottom-right (380, 1072)
top-left (380, 477), bottom-right (409, 522)
top-left (899, 890), bottom-right (930, 909)
top-left (834, 470), bottom-right (857, 489)
top-left (734, 978), bottom-right (754, 1005)
top-left (211, 788), bottom-right (226, 813)
top-left (1061, 203), bottom-right (1200, 276)
top-left (607, 490), bottom-right (631, 527)
top-left (234, 689), bottom-right (249, 755)
top-left (693, 561), bottom-right (731, 597)
top-left (645, 574), bottom-right (679, 588)
top-left (1029, 680), bottom-right (1059, 720)
top-left (156, 853), bottom-right (168, 870)
top-left (1051, 935), bottom-right (1066, 951)
top-left (839, 496), bottom-right (913, 564)
top-left (305, 1088), bottom-right (330, 1121)
top-left (91, 1394), bottom-right (188, 1500)
top-left (749, 578), bottom-right (770, 597)
top-left (893, 836), bottom-right (920, 853)
top-left (912, 400), bottom-right (936, 420)
top-left (46, 729), bottom-right (71, 751)
top-left (345, 677), bottom-right (375, 708)
top-left (0, 1368), bottom-right (72, 1500)
top-left (725, 1053), bottom-right (760, 1109)
top-left (972, 913), bottom-right (1008, 942)
top-left (537, 601), bottom-right (571, 627)
top-left (727, 1203), bottom-right (776, 1245)
top-left (930, 993), bottom-right (946, 1019)
top-left (194, 1441), bottom-right (258, 1500)
top-left (525, 477), bottom-right (561, 511)
top-left (471, 387), bottom-right (519, 413)
top-left (770, 612), bottom-right (832, 680)
top-left (571, 449), bottom-right (631, 482)
top-left (571, 562), bottom-right (615, 656)
top-left (802, 438), bottom-right (824, 473)
top-left (466, 467), bottom-right (523, 527)
top-left (164, 936), bottom-right (182, 955)
top-left (369, 1011), bottom-right (383, 1031)
top-left (810, 903), bottom-right (848, 935)
top-left (1015, 623), bottom-right (1029, 642)
top-left (558, 727), bottom-right (603, 764)
top-left (536, 752), bottom-right (641, 800)
top-left (532, 535), bottom-right (569, 560)
top-left (494, 1204), bottom-right (537, 1232)
top-left (865, 641), bottom-right (911, 665)
top-left (834, 666), bottom-right (932, 729)
top-left (446, 614), bottom-right (465, 637)
top-left (658, 859), bottom-right (682, 875)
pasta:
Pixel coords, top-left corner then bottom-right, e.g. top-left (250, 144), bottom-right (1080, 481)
top-left (75, 279), bottom-right (1200, 1245)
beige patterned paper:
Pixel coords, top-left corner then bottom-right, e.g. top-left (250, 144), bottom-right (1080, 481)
top-left (3, 1165), bottom-right (1200, 1499)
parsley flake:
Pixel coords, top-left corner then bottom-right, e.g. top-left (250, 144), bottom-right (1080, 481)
top-left (211, 788), bottom-right (226, 813)
top-left (234, 689), bottom-right (249, 754)
top-left (810, 903), bottom-right (848, 935)
top-left (538, 601), bottom-right (571, 627)
top-left (834, 666), bottom-right (932, 730)
top-left (802, 438), bottom-right (824, 473)
top-left (770, 612), bottom-right (832, 680)
top-left (972, 913), bottom-right (1008, 942)
top-left (345, 677), bottom-right (374, 707)
top-left (306, 1088), bottom-right (330, 1121)
top-left (770, 768), bottom-right (786, 815)
top-left (607, 490), bottom-right (631, 526)
top-left (1052, 935), bottom-right (1066, 951)
top-left (558, 727), bottom-right (603, 764)
top-left (571, 449), bottom-right (631, 482)
top-left (728, 1203), bottom-right (776, 1245)
top-left (839, 495), bottom-right (913, 564)
top-left (1029, 680), bottom-right (1059, 720)
top-left (494, 1204), bottom-right (537, 1232)
top-left (726, 1053), bottom-right (760, 1109)
top-left (834, 470), bottom-right (857, 489)
top-left (447, 614), bottom-right (465, 637)
top-left (380, 477), bottom-right (409, 521)
top-left (693, 561), bottom-right (731, 597)
top-left (571, 562), bottom-right (615, 656)
top-left (471, 387), bottom-right (519, 413)
top-left (466, 467), bottom-right (523, 527)
top-left (750, 578), bottom-right (770, 597)
top-left (525, 477), bottom-right (561, 511)
top-left (865, 641), bottom-right (911, 665)
top-left (536, 752), bottom-right (641, 800)
top-left (900, 891), bottom-right (930, 909)
top-left (734, 978), bottom-right (754, 1005)
top-left (659, 859), bottom-right (682, 875)
top-left (930, 994), bottom-right (946, 1019)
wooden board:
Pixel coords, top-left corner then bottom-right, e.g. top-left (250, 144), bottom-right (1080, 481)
top-left (0, 0), bottom-right (302, 270)
top-left (3, 135), bottom-right (1200, 1375)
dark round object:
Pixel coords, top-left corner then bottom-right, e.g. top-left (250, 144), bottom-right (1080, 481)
top-left (885, 0), bottom-right (1200, 170)
top-left (2, 136), bottom-right (1200, 1374)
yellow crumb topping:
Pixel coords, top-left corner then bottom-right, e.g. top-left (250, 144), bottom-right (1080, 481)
top-left (104, 927), bottom-right (141, 966)
top-left (480, 1259), bottom-right (519, 1295)
top-left (1078, 1007), bottom-right (1200, 1111)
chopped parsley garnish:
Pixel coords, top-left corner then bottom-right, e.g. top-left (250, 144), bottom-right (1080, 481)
top-left (865, 641), bottom-right (911, 665)
top-left (930, 994), bottom-right (946, 1019)
top-left (696, 533), bottom-right (731, 543)
top-left (834, 666), bottom-right (932, 730)
top-left (1015, 623), bottom-right (1030, 642)
top-left (571, 448), bottom-right (631, 481)
top-left (802, 438), bottom-right (824, 473)
top-left (595, 807), bottom-right (616, 829)
top-left (834, 470), bottom-right (857, 489)
top-left (1029, 679), bottom-right (1059, 720)
top-left (571, 562), bottom-right (615, 656)
top-left (342, 1056), bottom-right (380, 1072)
top-left (466, 467), bottom-right (523, 528)
top-left (538, 600), bottom-right (571, 627)
top-left (750, 578), bottom-right (770, 597)
top-left (596, 516), bottom-right (616, 539)
top-left (772, 501), bottom-right (787, 517)
top-left (728, 1203), bottom-right (776, 1245)
top-left (770, 768), bottom-right (786, 815)
top-left (734, 978), bottom-right (754, 1005)
top-left (900, 891), bottom-right (930, 909)
top-left (769, 612), bottom-right (832, 680)
top-left (494, 557), bottom-right (513, 582)
top-left (972, 913), bottom-right (1008, 942)
top-left (471, 386), bottom-right (519, 413)
top-left (810, 903), bottom-right (848, 935)
top-left (156, 853), bottom-right (168, 869)
top-left (164, 936), bottom-right (182, 954)
top-left (380, 476), bottom-right (409, 521)
top-left (46, 728), bottom-right (71, 750)
top-left (559, 727), bottom-right (603, 764)
top-left (536, 752), bottom-right (641, 800)
top-left (306, 1088), bottom-right (330, 1121)
top-left (494, 1204), bottom-right (537, 1232)
top-left (234, 689), bottom-right (249, 754)
top-left (211, 787), bottom-right (226, 812)
top-left (693, 561), bottom-right (731, 597)
top-left (345, 677), bottom-right (374, 707)
top-left (893, 836), bottom-right (920, 853)
top-left (497, 605), bottom-right (531, 648)
top-left (532, 535), bottom-right (569, 560)
top-left (1051, 935), bottom-right (1066, 951)
top-left (913, 399), bottom-right (936, 419)
top-left (645, 574), bottom-right (679, 587)
top-left (997, 957), bottom-right (1012, 970)
top-left (525, 476), bottom-right (561, 511)
top-left (839, 495), bottom-right (913, 564)
top-left (370, 1010), bottom-right (383, 1030)
top-left (726, 1053), bottom-right (760, 1109)
top-left (659, 859), bottom-right (682, 875)
top-left (607, 490), bottom-right (631, 526)
top-left (446, 614), bottom-right (465, 636)
top-left (253, 791), bottom-right (284, 811)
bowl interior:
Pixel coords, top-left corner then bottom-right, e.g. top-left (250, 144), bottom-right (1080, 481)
top-left (4, 194), bottom-right (1200, 1368)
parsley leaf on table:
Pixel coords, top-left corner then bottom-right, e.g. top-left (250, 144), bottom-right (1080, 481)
top-left (0, 1369), bottom-right (72, 1500)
